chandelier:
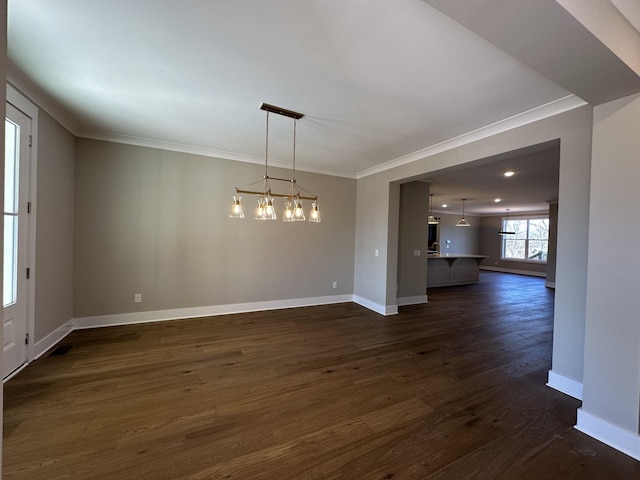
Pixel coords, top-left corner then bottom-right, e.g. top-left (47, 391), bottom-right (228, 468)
top-left (229, 103), bottom-right (321, 223)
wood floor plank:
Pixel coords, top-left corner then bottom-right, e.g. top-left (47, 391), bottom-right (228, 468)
top-left (4, 272), bottom-right (640, 479)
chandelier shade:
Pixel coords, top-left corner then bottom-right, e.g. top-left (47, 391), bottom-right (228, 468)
top-left (229, 195), bottom-right (244, 218)
top-left (309, 202), bottom-right (321, 222)
top-left (282, 198), bottom-right (294, 222)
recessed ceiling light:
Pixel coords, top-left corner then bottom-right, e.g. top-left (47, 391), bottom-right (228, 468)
top-left (504, 170), bottom-right (515, 177)
top-left (442, 204), bottom-right (448, 208)
top-left (494, 198), bottom-right (502, 203)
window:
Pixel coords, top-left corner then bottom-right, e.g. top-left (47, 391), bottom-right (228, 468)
top-left (4, 118), bottom-right (20, 306)
top-left (501, 216), bottom-right (549, 262)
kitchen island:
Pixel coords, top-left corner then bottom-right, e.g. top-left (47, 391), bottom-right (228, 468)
top-left (427, 254), bottom-right (488, 287)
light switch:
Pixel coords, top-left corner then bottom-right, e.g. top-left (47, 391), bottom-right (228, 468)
top-left (414, 249), bottom-right (421, 256)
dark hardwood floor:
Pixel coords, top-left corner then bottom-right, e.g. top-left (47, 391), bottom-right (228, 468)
top-left (4, 272), bottom-right (639, 479)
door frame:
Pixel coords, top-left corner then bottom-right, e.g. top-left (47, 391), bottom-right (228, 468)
top-left (5, 84), bottom-right (38, 374)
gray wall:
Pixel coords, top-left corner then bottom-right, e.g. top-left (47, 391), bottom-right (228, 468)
top-left (74, 139), bottom-right (356, 317)
top-left (551, 108), bottom-right (593, 386)
top-left (546, 202), bottom-right (558, 286)
top-left (354, 173), bottom-right (394, 312)
top-left (434, 211), bottom-right (480, 255)
top-left (34, 111), bottom-right (75, 341)
top-left (397, 182), bottom-right (428, 301)
top-left (582, 93), bottom-right (640, 435)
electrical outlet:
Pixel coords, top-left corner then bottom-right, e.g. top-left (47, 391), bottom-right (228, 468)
top-left (414, 249), bottom-right (420, 256)
top-left (134, 293), bottom-right (142, 303)
top-left (332, 281), bottom-right (338, 289)
top-left (375, 249), bottom-right (379, 257)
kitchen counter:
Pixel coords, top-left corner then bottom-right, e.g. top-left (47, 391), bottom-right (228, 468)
top-left (427, 254), bottom-right (488, 287)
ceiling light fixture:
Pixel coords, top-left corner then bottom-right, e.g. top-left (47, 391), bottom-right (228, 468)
top-left (494, 198), bottom-right (502, 203)
top-left (428, 193), bottom-right (439, 225)
top-left (498, 208), bottom-right (516, 235)
top-left (230, 103), bottom-right (321, 223)
top-left (504, 170), bottom-right (515, 177)
top-left (456, 198), bottom-right (471, 227)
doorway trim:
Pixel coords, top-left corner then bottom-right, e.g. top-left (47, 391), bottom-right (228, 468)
top-left (5, 84), bottom-right (38, 376)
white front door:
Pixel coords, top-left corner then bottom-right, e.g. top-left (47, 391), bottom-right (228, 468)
top-left (4, 103), bottom-right (31, 378)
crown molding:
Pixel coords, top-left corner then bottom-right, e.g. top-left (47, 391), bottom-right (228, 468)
top-left (6, 60), bottom-right (81, 136)
top-left (77, 128), bottom-right (357, 179)
top-left (355, 94), bottom-right (588, 179)
top-left (6, 60), bottom-right (355, 179)
top-left (6, 60), bottom-right (583, 182)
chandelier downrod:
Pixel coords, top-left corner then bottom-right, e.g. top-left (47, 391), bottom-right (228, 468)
top-left (264, 111), bottom-right (269, 180)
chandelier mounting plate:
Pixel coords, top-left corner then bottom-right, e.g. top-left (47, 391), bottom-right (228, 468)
top-left (260, 103), bottom-right (304, 120)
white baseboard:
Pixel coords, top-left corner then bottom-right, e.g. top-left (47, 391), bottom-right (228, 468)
top-left (547, 370), bottom-right (583, 400)
top-left (30, 294), bottom-right (395, 364)
top-left (5, 319), bottom-right (74, 381)
top-left (576, 408), bottom-right (640, 461)
top-left (396, 295), bottom-right (428, 306)
top-left (33, 320), bottom-right (75, 360)
top-left (3, 363), bottom-right (29, 383)
top-left (74, 294), bottom-right (354, 329)
top-left (353, 295), bottom-right (398, 316)
top-left (385, 304), bottom-right (398, 315)
top-left (480, 266), bottom-right (546, 278)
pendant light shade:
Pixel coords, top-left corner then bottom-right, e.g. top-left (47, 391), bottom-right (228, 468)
top-left (456, 198), bottom-right (471, 227)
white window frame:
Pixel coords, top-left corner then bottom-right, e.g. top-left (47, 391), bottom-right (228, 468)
top-left (500, 215), bottom-right (549, 264)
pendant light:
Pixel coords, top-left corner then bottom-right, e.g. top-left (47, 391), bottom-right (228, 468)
top-left (456, 198), bottom-right (471, 227)
top-left (428, 193), bottom-right (439, 225)
top-left (498, 208), bottom-right (516, 235)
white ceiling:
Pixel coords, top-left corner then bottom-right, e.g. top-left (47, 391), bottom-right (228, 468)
top-left (6, 0), bottom-right (640, 212)
top-left (426, 141), bottom-right (560, 216)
